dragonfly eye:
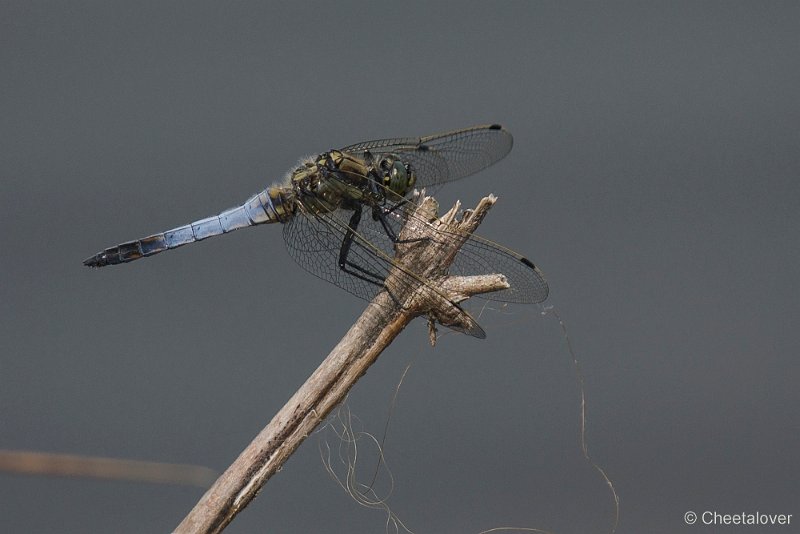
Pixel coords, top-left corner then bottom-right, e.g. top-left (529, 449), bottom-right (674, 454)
top-left (380, 160), bottom-right (410, 195)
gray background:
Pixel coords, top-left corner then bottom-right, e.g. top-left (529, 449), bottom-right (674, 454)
top-left (1, 2), bottom-right (798, 533)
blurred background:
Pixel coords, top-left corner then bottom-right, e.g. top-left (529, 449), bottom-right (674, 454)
top-left (1, 2), bottom-right (798, 532)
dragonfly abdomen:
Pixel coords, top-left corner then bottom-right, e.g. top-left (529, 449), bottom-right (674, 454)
top-left (83, 189), bottom-right (287, 267)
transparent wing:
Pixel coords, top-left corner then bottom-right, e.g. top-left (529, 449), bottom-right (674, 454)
top-left (339, 124), bottom-right (513, 188)
top-left (282, 206), bottom-right (394, 302)
top-left (450, 233), bottom-right (549, 304)
top-left (282, 202), bottom-right (488, 337)
top-left (363, 200), bottom-right (549, 304)
top-left (285, 195), bottom-right (547, 306)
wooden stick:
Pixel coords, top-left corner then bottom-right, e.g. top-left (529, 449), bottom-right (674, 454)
top-left (0, 450), bottom-right (216, 488)
top-left (175, 193), bottom-right (508, 533)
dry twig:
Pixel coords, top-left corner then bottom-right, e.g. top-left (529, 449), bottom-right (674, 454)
top-left (175, 192), bottom-right (508, 533)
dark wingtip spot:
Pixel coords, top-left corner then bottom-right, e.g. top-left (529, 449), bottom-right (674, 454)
top-left (418, 144), bottom-right (430, 152)
top-left (489, 124), bottom-right (502, 130)
top-left (520, 257), bottom-right (536, 269)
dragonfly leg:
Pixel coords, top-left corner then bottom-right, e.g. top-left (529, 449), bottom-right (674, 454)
top-left (385, 197), bottom-right (409, 215)
top-left (364, 174), bottom-right (428, 246)
top-left (338, 207), bottom-right (391, 288)
top-left (372, 204), bottom-right (429, 246)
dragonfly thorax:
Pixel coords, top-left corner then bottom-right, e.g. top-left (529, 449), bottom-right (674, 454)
top-left (316, 149), bottom-right (417, 200)
top-left (289, 150), bottom-right (418, 214)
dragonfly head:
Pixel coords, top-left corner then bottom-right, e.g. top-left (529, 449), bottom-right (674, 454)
top-left (379, 156), bottom-right (416, 197)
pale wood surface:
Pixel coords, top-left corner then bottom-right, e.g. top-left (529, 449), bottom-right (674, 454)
top-left (175, 193), bottom-right (507, 533)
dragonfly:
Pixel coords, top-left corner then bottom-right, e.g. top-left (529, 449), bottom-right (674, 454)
top-left (84, 124), bottom-right (548, 337)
